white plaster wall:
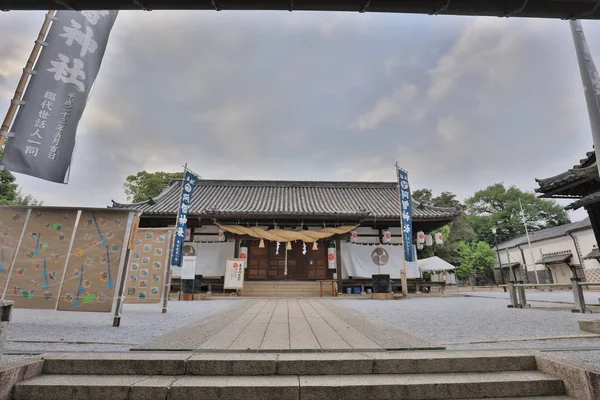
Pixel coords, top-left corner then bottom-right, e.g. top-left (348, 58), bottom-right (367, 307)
top-left (572, 229), bottom-right (600, 269)
top-left (501, 235), bottom-right (578, 272)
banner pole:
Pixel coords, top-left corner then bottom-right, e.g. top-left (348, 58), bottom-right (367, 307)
top-left (163, 163), bottom-right (187, 313)
top-left (0, 10), bottom-right (56, 145)
top-left (395, 162), bottom-right (409, 297)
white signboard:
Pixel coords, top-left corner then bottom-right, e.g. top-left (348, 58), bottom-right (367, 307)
top-left (224, 258), bottom-right (245, 289)
top-left (181, 256), bottom-right (197, 280)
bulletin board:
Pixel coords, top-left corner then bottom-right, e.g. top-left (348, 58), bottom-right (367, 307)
top-left (125, 228), bottom-right (172, 304)
top-left (56, 210), bottom-right (131, 312)
top-left (0, 208), bottom-right (28, 298)
top-left (4, 209), bottom-right (78, 309)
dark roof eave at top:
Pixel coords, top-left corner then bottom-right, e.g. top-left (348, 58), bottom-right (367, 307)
top-left (110, 179), bottom-right (460, 222)
top-left (535, 150), bottom-right (597, 194)
top-left (130, 211), bottom-right (458, 221)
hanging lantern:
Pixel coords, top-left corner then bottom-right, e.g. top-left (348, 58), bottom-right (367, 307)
top-left (382, 230), bottom-right (392, 244)
top-left (276, 242), bottom-right (280, 255)
top-left (417, 242), bottom-right (424, 250)
top-left (327, 247), bottom-right (336, 269)
top-left (286, 241), bottom-right (292, 251)
top-left (302, 242), bottom-right (307, 255)
top-left (258, 239), bottom-right (265, 248)
top-left (425, 234), bottom-right (433, 246)
top-left (240, 246), bottom-right (248, 260)
top-left (217, 229), bottom-right (226, 242)
top-left (312, 241), bottom-right (319, 251)
top-left (417, 231), bottom-right (425, 244)
top-left (435, 231), bottom-right (443, 245)
top-left (350, 230), bottom-right (358, 243)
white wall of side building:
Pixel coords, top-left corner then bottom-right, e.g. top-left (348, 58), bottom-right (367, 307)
top-left (499, 226), bottom-right (599, 282)
top-left (572, 229), bottom-right (600, 270)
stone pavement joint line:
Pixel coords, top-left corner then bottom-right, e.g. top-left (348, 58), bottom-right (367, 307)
top-left (134, 299), bottom-right (442, 351)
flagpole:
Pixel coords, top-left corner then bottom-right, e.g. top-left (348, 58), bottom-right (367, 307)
top-left (519, 198), bottom-right (540, 284)
top-left (162, 163), bottom-right (187, 313)
top-left (395, 162), bottom-right (409, 297)
top-left (0, 11), bottom-right (56, 146)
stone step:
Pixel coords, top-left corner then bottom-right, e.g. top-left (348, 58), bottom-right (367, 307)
top-left (13, 371), bottom-right (565, 400)
top-left (40, 351), bottom-right (538, 376)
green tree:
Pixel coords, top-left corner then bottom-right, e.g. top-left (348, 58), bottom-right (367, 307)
top-left (124, 170), bottom-right (184, 203)
top-left (0, 170), bottom-right (39, 206)
top-left (465, 183), bottom-right (570, 245)
top-left (413, 189), bottom-right (474, 264)
top-left (456, 240), bottom-right (496, 281)
top-left (432, 191), bottom-right (463, 211)
top-left (412, 189), bottom-right (433, 205)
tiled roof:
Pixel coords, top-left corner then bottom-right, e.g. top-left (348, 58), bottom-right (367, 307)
top-left (534, 150), bottom-right (596, 196)
top-left (535, 252), bottom-right (572, 265)
top-left (584, 247), bottom-right (600, 260)
top-left (494, 262), bottom-right (520, 270)
top-left (566, 190), bottom-right (600, 210)
top-left (111, 179), bottom-right (459, 221)
top-left (497, 218), bottom-right (591, 250)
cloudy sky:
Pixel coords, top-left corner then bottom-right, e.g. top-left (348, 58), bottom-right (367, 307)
top-left (0, 10), bottom-right (597, 220)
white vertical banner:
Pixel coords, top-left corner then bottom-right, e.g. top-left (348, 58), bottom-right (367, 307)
top-left (382, 230), bottom-right (392, 244)
top-left (328, 247), bottom-right (336, 269)
top-left (181, 256), bottom-right (196, 280)
top-left (224, 258), bottom-right (245, 289)
top-left (239, 247), bottom-right (248, 261)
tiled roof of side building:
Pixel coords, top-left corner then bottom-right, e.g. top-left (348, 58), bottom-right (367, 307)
top-left (496, 218), bottom-right (591, 250)
top-left (111, 179), bottom-right (460, 220)
top-left (566, 190), bottom-right (600, 210)
top-left (535, 150), bottom-right (596, 195)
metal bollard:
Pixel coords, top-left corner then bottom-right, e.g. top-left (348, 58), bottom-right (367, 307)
top-left (0, 300), bottom-right (14, 363)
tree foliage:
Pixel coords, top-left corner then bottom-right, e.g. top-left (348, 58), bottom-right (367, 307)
top-left (456, 240), bottom-right (497, 280)
top-left (0, 170), bottom-right (40, 206)
top-left (414, 190), bottom-right (474, 264)
top-left (465, 183), bottom-right (570, 245)
top-left (124, 171), bottom-right (184, 203)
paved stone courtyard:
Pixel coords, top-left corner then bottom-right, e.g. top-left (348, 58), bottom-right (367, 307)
top-left (3, 291), bottom-right (600, 368)
top-left (135, 299), bottom-right (439, 351)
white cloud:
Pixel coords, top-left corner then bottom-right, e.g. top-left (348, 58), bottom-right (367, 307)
top-left (352, 84), bottom-right (419, 131)
top-left (0, 10), bottom-right (595, 222)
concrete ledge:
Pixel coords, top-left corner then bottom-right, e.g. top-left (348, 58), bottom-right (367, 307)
top-left (535, 352), bottom-right (600, 400)
top-left (187, 353), bottom-right (278, 376)
top-left (298, 371), bottom-right (564, 400)
top-left (42, 352), bottom-right (190, 375)
top-left (579, 319), bottom-right (600, 334)
top-left (13, 374), bottom-right (149, 400)
top-left (363, 350), bottom-right (537, 374)
top-left (277, 353), bottom-right (373, 375)
top-left (169, 375), bottom-right (300, 400)
top-left (0, 356), bottom-right (43, 400)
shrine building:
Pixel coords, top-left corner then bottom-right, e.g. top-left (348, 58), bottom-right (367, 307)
top-left (111, 179), bottom-right (459, 295)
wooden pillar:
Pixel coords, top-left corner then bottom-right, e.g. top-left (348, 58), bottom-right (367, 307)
top-left (586, 205), bottom-right (600, 249)
top-left (234, 236), bottom-right (240, 258)
top-left (336, 236), bottom-right (342, 295)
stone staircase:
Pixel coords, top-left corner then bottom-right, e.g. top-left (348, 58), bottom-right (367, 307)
top-left (11, 350), bottom-right (572, 399)
top-left (241, 281), bottom-right (332, 297)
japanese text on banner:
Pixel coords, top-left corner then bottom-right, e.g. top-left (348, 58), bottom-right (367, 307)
top-left (171, 171), bottom-right (198, 267)
top-left (397, 169), bottom-right (414, 263)
top-left (1, 10), bottom-right (118, 183)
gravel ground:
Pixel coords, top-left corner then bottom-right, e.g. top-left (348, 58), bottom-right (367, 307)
top-left (2, 299), bottom-right (239, 362)
top-left (454, 289), bottom-right (600, 305)
top-left (339, 296), bottom-right (600, 366)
